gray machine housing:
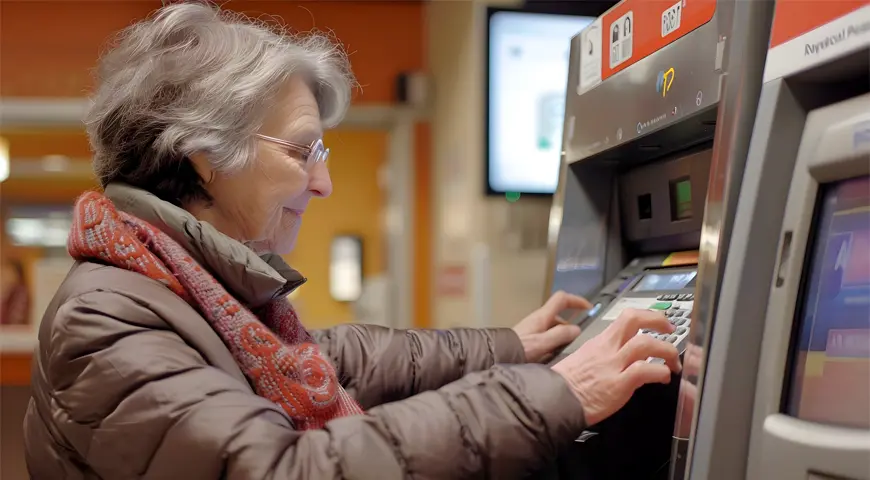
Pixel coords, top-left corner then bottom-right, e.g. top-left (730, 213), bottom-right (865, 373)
top-left (693, 23), bottom-right (870, 480)
top-left (543, 0), bottom-right (777, 478)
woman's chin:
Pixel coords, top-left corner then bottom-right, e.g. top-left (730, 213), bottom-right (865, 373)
top-left (269, 231), bottom-right (299, 256)
top-left (271, 240), bottom-right (296, 256)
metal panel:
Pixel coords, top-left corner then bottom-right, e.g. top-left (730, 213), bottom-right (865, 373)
top-left (562, 2), bottom-right (725, 165)
top-left (545, 0), bottom-right (777, 478)
top-left (692, 34), bottom-right (870, 480)
top-left (675, 1), bottom-right (777, 478)
top-left (746, 93), bottom-right (870, 480)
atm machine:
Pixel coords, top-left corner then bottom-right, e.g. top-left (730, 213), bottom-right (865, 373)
top-left (542, 0), bottom-right (776, 478)
top-left (688, 2), bottom-right (870, 480)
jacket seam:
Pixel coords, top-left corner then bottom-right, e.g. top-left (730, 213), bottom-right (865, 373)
top-left (445, 330), bottom-right (467, 375)
top-left (496, 366), bottom-right (553, 448)
top-left (438, 390), bottom-right (485, 477)
top-left (405, 330), bottom-right (422, 395)
top-left (484, 331), bottom-right (496, 366)
top-left (378, 414), bottom-right (414, 479)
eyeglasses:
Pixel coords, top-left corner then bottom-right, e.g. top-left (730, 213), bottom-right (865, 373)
top-left (255, 134), bottom-right (329, 170)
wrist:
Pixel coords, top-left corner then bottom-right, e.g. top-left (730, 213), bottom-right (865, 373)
top-left (551, 363), bottom-right (585, 408)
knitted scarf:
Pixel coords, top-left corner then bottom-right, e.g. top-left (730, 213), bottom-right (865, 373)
top-left (67, 191), bottom-right (363, 429)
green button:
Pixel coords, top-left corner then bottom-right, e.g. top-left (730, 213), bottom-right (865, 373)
top-left (650, 302), bottom-right (672, 310)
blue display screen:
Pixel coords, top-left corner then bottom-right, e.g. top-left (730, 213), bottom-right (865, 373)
top-left (633, 271), bottom-right (697, 292)
top-left (786, 175), bottom-right (870, 428)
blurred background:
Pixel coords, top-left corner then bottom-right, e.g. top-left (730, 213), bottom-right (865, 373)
top-left (0, 1), bottom-right (614, 476)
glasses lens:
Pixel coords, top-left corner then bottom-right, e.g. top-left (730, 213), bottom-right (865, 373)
top-left (306, 140), bottom-right (327, 169)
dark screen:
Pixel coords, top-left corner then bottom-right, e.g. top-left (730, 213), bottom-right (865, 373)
top-left (785, 175), bottom-right (870, 429)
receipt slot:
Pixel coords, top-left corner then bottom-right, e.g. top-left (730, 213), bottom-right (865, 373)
top-left (541, 0), bottom-right (776, 478)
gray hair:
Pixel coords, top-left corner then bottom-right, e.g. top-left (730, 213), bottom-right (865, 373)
top-left (86, 2), bottom-right (355, 205)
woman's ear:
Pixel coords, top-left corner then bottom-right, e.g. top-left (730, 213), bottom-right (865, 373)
top-left (188, 152), bottom-right (215, 185)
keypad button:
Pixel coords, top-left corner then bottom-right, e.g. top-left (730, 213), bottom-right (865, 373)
top-left (667, 335), bottom-right (679, 343)
top-left (650, 302), bottom-right (672, 310)
top-left (675, 326), bottom-right (688, 336)
top-left (674, 317), bottom-right (689, 326)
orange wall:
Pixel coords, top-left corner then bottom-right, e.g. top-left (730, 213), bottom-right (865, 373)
top-left (0, 0), bottom-right (426, 103)
top-left (7, 8), bottom-right (432, 477)
top-left (414, 124), bottom-right (432, 329)
top-left (285, 130), bottom-right (387, 329)
top-left (0, 1), bottom-right (432, 328)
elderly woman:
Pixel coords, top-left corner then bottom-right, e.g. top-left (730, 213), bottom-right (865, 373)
top-left (24, 4), bottom-right (680, 479)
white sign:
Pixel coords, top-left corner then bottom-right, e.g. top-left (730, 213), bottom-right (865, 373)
top-left (609, 11), bottom-right (634, 69)
top-left (578, 18), bottom-right (603, 94)
top-left (662, 1), bottom-right (683, 38)
top-left (763, 5), bottom-right (870, 82)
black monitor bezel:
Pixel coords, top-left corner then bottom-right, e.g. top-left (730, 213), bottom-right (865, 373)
top-left (484, 3), bottom-right (614, 198)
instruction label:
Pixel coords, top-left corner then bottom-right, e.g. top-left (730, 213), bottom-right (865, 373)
top-left (609, 11), bottom-right (634, 68)
top-left (601, 0), bottom-right (717, 80)
top-left (578, 18), bottom-right (603, 94)
top-left (661, 0), bottom-right (683, 37)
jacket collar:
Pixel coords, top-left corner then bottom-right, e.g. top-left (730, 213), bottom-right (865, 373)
top-left (104, 183), bottom-right (305, 308)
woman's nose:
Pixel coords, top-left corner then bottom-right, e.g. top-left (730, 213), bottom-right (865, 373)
top-left (308, 162), bottom-right (333, 198)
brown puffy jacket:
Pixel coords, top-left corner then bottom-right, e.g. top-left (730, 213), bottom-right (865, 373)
top-left (23, 184), bottom-right (585, 479)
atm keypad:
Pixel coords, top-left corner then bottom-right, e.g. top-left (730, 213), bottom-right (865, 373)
top-left (636, 299), bottom-right (693, 363)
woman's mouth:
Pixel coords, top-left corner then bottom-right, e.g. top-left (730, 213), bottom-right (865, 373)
top-left (284, 208), bottom-right (304, 216)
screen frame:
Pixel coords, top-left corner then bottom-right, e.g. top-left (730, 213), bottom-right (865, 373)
top-left (484, 4), bottom-right (613, 197)
top-left (780, 177), bottom-right (870, 425)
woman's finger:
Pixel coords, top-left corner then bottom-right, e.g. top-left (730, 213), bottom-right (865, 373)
top-left (544, 291), bottom-right (593, 318)
top-left (540, 323), bottom-right (582, 348)
top-left (618, 333), bottom-right (682, 373)
top-left (613, 309), bottom-right (674, 344)
top-left (621, 360), bottom-right (674, 391)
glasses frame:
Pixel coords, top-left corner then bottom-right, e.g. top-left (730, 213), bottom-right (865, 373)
top-left (255, 134), bottom-right (329, 170)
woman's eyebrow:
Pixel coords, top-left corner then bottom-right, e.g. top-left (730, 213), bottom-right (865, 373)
top-left (283, 125), bottom-right (322, 145)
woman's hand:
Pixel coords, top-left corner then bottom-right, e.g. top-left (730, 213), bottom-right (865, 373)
top-left (512, 291), bottom-right (592, 363)
top-left (552, 308), bottom-right (682, 426)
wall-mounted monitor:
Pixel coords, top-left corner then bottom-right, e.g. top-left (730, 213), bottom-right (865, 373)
top-left (485, 8), bottom-right (595, 196)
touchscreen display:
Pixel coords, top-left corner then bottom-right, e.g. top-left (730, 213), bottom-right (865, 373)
top-left (786, 175), bottom-right (870, 428)
top-left (633, 271), bottom-right (697, 292)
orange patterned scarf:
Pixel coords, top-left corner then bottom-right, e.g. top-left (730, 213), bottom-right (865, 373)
top-left (67, 191), bottom-right (363, 429)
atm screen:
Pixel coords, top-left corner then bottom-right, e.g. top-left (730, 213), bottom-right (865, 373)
top-left (633, 271), bottom-right (697, 292)
top-left (785, 175), bottom-right (870, 429)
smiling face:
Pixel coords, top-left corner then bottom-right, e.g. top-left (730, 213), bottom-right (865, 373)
top-left (189, 75), bottom-right (333, 255)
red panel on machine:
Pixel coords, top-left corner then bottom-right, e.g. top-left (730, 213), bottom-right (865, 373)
top-left (601, 0), bottom-right (716, 80)
top-left (769, 0), bottom-right (869, 48)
